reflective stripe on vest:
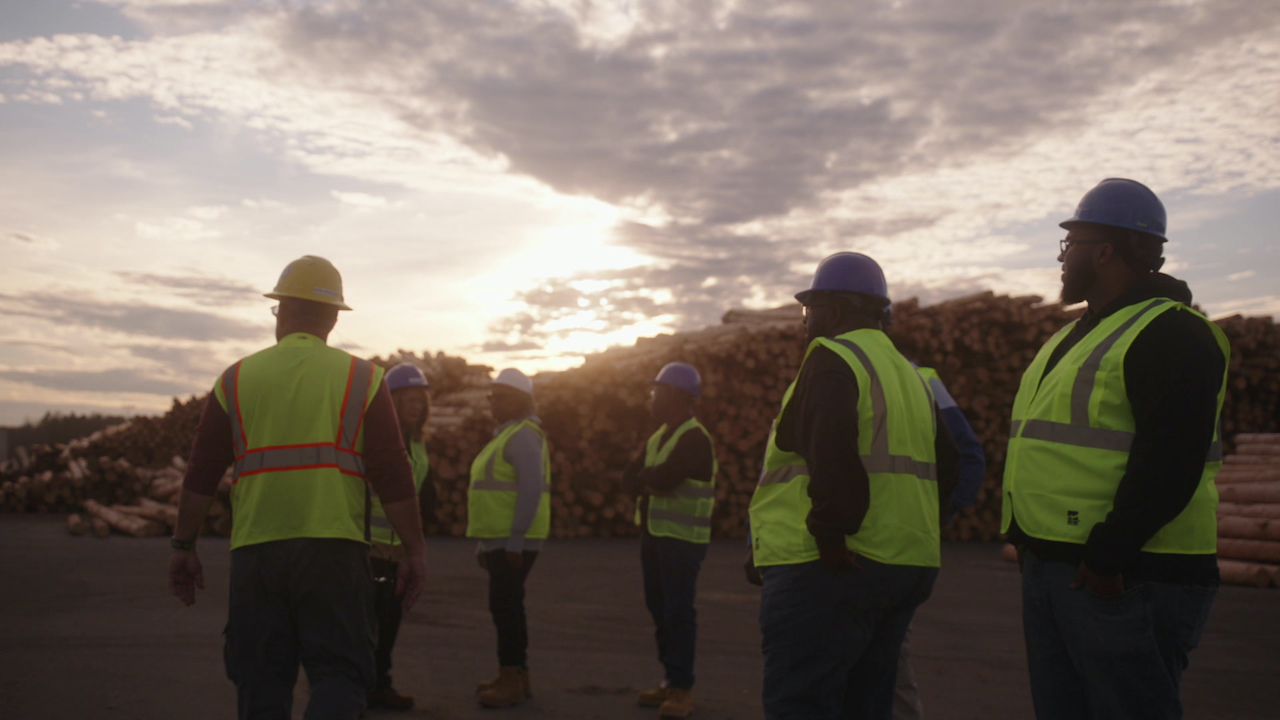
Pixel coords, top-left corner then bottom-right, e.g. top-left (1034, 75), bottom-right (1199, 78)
top-left (214, 335), bottom-right (383, 550)
top-left (755, 338), bottom-right (937, 488)
top-left (1002, 299), bottom-right (1228, 553)
top-left (466, 419), bottom-right (552, 540)
top-left (370, 440), bottom-right (430, 545)
top-left (223, 356), bottom-right (375, 482)
top-left (636, 418), bottom-right (718, 543)
top-left (749, 330), bottom-right (941, 568)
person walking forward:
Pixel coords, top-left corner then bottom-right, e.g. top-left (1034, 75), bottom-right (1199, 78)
top-left (167, 255), bottom-right (427, 720)
top-left (1003, 179), bottom-right (1229, 720)
top-left (626, 362), bottom-right (718, 719)
top-left (468, 368), bottom-right (551, 708)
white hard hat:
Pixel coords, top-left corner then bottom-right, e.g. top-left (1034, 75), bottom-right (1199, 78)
top-left (493, 368), bottom-right (534, 397)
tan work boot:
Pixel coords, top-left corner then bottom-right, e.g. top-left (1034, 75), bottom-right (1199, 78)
top-left (637, 683), bottom-right (670, 707)
top-left (367, 685), bottom-right (415, 711)
top-left (476, 667), bottom-right (532, 699)
top-left (477, 666), bottom-right (530, 708)
top-left (659, 687), bottom-right (694, 719)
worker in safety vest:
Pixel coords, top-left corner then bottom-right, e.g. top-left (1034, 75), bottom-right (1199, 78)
top-left (746, 252), bottom-right (959, 720)
top-left (894, 364), bottom-right (987, 720)
top-left (468, 368), bottom-right (551, 708)
top-left (167, 255), bottom-right (427, 720)
top-left (624, 361), bottom-right (717, 720)
top-left (1003, 179), bottom-right (1229, 720)
top-left (366, 362), bottom-right (435, 711)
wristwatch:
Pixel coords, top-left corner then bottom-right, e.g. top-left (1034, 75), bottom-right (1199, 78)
top-left (171, 538), bottom-right (196, 551)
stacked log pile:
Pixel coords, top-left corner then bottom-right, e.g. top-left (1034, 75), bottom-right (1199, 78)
top-left (1216, 434), bottom-right (1280, 587)
top-left (3, 294), bottom-right (1279, 548)
top-left (0, 396), bottom-right (233, 537)
top-left (423, 292), bottom-right (1279, 543)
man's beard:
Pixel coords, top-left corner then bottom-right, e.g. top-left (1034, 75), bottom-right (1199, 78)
top-left (1061, 263), bottom-right (1097, 305)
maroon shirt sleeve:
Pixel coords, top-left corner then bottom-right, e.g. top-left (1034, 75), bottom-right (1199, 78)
top-left (362, 381), bottom-right (417, 504)
top-left (181, 380), bottom-right (416, 504)
top-left (182, 395), bottom-right (235, 496)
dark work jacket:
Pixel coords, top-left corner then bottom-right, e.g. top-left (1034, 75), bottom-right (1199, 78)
top-left (774, 342), bottom-right (961, 546)
top-left (1007, 273), bottom-right (1225, 585)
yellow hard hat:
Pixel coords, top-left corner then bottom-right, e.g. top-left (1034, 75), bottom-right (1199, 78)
top-left (264, 255), bottom-right (353, 310)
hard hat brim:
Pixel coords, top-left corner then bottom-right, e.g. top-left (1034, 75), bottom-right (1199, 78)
top-left (264, 291), bottom-right (353, 311)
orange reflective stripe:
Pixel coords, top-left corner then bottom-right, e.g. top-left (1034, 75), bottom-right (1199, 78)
top-left (336, 358), bottom-right (374, 451)
top-left (232, 357), bottom-right (373, 483)
top-left (221, 362), bottom-right (247, 458)
top-left (236, 444), bottom-right (366, 478)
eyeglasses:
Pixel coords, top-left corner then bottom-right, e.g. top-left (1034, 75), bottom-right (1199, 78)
top-left (1059, 238), bottom-right (1107, 255)
top-left (270, 305), bottom-right (279, 317)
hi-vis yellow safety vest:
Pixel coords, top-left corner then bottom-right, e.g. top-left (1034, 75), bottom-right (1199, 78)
top-left (370, 439), bottom-right (429, 546)
top-left (634, 418), bottom-right (718, 544)
top-left (214, 333), bottom-right (385, 550)
top-left (466, 419), bottom-right (552, 540)
top-left (1002, 299), bottom-right (1229, 553)
top-left (749, 330), bottom-right (942, 568)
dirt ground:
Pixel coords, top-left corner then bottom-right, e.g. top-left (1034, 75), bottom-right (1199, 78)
top-left (1, 515), bottom-right (1277, 720)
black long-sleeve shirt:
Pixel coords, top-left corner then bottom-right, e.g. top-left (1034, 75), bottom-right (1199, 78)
top-left (773, 340), bottom-right (960, 545)
top-left (1007, 273), bottom-right (1225, 585)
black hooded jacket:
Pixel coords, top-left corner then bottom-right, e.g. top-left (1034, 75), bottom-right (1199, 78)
top-left (1008, 273), bottom-right (1226, 585)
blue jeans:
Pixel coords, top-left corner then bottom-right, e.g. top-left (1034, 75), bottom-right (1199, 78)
top-left (1021, 550), bottom-right (1216, 720)
top-left (759, 558), bottom-right (938, 720)
top-left (640, 532), bottom-right (708, 690)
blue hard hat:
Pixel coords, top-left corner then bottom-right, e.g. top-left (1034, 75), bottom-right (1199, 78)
top-left (385, 363), bottom-right (429, 392)
top-left (1060, 178), bottom-right (1167, 240)
top-left (795, 252), bottom-right (889, 305)
top-left (653, 362), bottom-right (701, 397)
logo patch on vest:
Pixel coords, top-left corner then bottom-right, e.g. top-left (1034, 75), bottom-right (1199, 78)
top-left (1067, 510), bottom-right (1079, 526)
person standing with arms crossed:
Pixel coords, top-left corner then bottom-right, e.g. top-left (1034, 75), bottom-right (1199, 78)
top-left (468, 368), bottom-right (551, 709)
top-left (167, 255), bottom-right (427, 720)
top-left (625, 362), bottom-right (717, 720)
top-left (1003, 179), bottom-right (1229, 720)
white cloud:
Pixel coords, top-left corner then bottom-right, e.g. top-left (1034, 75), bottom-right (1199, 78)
top-left (1210, 295), bottom-right (1280, 319)
top-left (188, 205), bottom-right (228, 220)
top-left (1228, 270), bottom-right (1256, 281)
top-left (241, 198), bottom-right (289, 210)
top-left (135, 216), bottom-right (220, 242)
top-left (330, 191), bottom-right (389, 208)
top-left (154, 114), bottom-right (193, 129)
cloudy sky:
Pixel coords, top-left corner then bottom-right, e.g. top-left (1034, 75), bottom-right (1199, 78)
top-left (1, 0), bottom-right (1277, 425)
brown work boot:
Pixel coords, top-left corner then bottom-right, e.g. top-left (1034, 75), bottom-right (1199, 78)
top-left (367, 685), bottom-right (415, 711)
top-left (637, 683), bottom-right (670, 707)
top-left (475, 667), bottom-right (532, 699)
top-left (659, 688), bottom-right (694, 719)
top-left (475, 671), bottom-right (501, 696)
top-left (477, 666), bottom-right (530, 708)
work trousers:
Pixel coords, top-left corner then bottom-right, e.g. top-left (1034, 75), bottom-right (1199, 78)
top-left (1021, 550), bottom-right (1216, 720)
top-left (640, 532), bottom-right (708, 690)
top-left (371, 556), bottom-right (403, 690)
top-left (892, 624), bottom-right (923, 720)
top-left (759, 558), bottom-right (937, 720)
top-left (483, 549), bottom-right (539, 667)
top-left (225, 538), bottom-right (376, 720)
